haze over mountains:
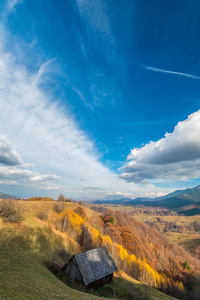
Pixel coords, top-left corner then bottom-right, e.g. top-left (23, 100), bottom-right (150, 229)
top-left (1, 184), bottom-right (200, 213)
top-left (93, 185), bottom-right (200, 211)
top-left (0, 192), bottom-right (15, 200)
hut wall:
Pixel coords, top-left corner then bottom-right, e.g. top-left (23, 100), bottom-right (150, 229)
top-left (64, 257), bottom-right (84, 284)
top-left (74, 265), bottom-right (83, 282)
top-left (87, 273), bottom-right (113, 289)
top-left (65, 257), bottom-right (78, 281)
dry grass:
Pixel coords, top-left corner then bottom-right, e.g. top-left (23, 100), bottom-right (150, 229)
top-left (0, 199), bottom-right (23, 223)
top-left (166, 232), bottom-right (200, 250)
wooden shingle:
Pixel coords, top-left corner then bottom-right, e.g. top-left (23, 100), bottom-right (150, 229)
top-left (73, 247), bottom-right (117, 285)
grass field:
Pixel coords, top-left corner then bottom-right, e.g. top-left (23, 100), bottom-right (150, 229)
top-left (0, 200), bottom-right (179, 300)
top-left (166, 232), bottom-right (200, 250)
top-left (133, 214), bottom-right (200, 224)
top-left (87, 203), bottom-right (135, 214)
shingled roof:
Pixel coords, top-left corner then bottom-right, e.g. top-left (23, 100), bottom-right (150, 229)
top-left (73, 246), bottom-right (117, 285)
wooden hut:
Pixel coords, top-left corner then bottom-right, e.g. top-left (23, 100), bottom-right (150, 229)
top-left (62, 246), bottom-right (118, 289)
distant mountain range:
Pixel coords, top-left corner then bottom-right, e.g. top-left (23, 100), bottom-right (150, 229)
top-left (1, 185), bottom-right (200, 213)
top-left (0, 192), bottom-right (15, 200)
top-left (93, 185), bottom-right (200, 211)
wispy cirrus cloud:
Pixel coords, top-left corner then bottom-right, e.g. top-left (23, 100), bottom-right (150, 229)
top-left (7, 0), bottom-right (22, 10)
top-left (0, 2), bottom-right (176, 199)
top-left (0, 40), bottom-right (165, 198)
top-left (0, 24), bottom-right (121, 197)
top-left (75, 0), bottom-right (114, 49)
top-left (74, 0), bottom-right (119, 109)
top-left (141, 63), bottom-right (200, 80)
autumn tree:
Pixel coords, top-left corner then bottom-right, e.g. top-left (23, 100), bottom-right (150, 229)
top-left (103, 222), bottom-right (122, 244)
top-left (54, 193), bottom-right (66, 213)
top-left (121, 226), bottom-right (145, 258)
top-left (74, 206), bottom-right (87, 219)
top-left (102, 209), bottom-right (114, 223)
top-left (78, 225), bottom-right (94, 251)
top-left (58, 193), bottom-right (65, 202)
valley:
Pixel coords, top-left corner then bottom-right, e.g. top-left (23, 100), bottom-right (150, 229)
top-left (88, 203), bottom-right (200, 261)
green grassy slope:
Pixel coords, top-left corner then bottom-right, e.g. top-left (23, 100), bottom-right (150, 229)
top-left (114, 271), bottom-right (178, 300)
top-left (0, 224), bottom-right (103, 300)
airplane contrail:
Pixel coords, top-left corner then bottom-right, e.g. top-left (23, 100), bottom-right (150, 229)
top-left (140, 63), bottom-right (200, 80)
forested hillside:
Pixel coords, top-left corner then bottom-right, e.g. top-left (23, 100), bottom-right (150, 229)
top-left (79, 207), bottom-right (200, 299)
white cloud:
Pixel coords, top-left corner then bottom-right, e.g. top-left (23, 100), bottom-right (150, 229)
top-left (0, 166), bottom-right (35, 180)
top-left (140, 192), bottom-right (167, 198)
top-left (0, 135), bottom-right (22, 165)
top-left (31, 174), bottom-right (60, 182)
top-left (40, 185), bottom-right (59, 190)
top-left (106, 191), bottom-right (137, 198)
top-left (0, 164), bottom-right (59, 183)
top-left (121, 110), bottom-right (200, 183)
top-left (0, 129), bottom-right (60, 187)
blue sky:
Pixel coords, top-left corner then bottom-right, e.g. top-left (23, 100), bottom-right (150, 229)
top-left (0, 0), bottom-right (200, 199)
